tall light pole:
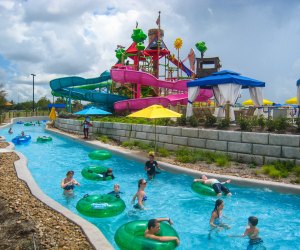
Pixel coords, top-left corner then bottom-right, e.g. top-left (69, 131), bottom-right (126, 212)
top-left (31, 74), bottom-right (36, 112)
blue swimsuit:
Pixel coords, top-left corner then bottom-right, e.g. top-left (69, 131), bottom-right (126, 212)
top-left (64, 184), bottom-right (74, 191)
top-left (134, 194), bottom-right (147, 209)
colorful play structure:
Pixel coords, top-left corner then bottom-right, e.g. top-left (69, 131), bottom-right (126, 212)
top-left (50, 15), bottom-right (222, 113)
top-left (50, 71), bottom-right (128, 111)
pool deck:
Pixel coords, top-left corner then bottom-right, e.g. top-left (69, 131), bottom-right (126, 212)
top-left (1, 119), bottom-right (300, 250)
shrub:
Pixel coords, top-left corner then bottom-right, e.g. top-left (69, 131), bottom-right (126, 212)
top-left (157, 147), bottom-right (170, 157)
top-left (193, 149), bottom-right (207, 162)
top-left (216, 118), bottom-right (230, 130)
top-left (157, 118), bottom-right (175, 126)
top-left (247, 163), bottom-right (257, 168)
top-left (238, 117), bottom-right (253, 131)
top-left (175, 147), bottom-right (197, 163)
top-left (266, 118), bottom-right (276, 132)
top-left (122, 140), bottom-right (135, 149)
top-left (58, 111), bottom-right (78, 119)
top-left (204, 115), bottom-right (217, 127)
top-left (97, 135), bottom-right (108, 143)
top-left (295, 118), bottom-right (300, 132)
top-left (292, 165), bottom-right (300, 177)
top-left (177, 154), bottom-right (197, 163)
top-left (204, 151), bottom-right (217, 164)
top-left (273, 160), bottom-right (294, 172)
top-left (268, 168), bottom-right (282, 179)
top-left (187, 115), bottom-right (199, 127)
top-left (175, 147), bottom-right (190, 157)
top-left (260, 165), bottom-right (281, 179)
top-left (176, 116), bottom-right (187, 126)
top-left (257, 115), bottom-right (266, 130)
top-left (274, 117), bottom-right (291, 132)
top-left (133, 141), bottom-right (152, 150)
top-left (259, 163), bottom-right (292, 179)
top-left (215, 154), bottom-right (231, 167)
top-left (293, 176), bottom-right (300, 184)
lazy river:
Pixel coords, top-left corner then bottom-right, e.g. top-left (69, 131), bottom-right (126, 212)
top-left (1, 124), bottom-right (300, 250)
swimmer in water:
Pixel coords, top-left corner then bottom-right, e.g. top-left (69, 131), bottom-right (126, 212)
top-left (61, 170), bottom-right (80, 195)
top-left (131, 179), bottom-right (147, 209)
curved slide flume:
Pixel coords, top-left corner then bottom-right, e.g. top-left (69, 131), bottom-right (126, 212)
top-left (50, 71), bottom-right (128, 110)
top-left (111, 68), bottom-right (213, 112)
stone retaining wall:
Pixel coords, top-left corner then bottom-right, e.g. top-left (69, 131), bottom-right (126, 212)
top-left (55, 118), bottom-right (300, 165)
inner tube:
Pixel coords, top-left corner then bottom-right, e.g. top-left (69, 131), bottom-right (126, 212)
top-left (191, 182), bottom-right (216, 196)
top-left (12, 135), bottom-right (31, 144)
top-left (37, 136), bottom-right (52, 143)
top-left (76, 194), bottom-right (125, 218)
top-left (16, 121), bottom-right (24, 124)
top-left (88, 150), bottom-right (112, 160)
top-left (115, 220), bottom-right (179, 250)
top-left (81, 165), bottom-right (112, 181)
top-left (24, 122), bottom-right (34, 126)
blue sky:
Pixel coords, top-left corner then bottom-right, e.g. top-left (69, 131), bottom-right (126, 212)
top-left (0, 0), bottom-right (299, 103)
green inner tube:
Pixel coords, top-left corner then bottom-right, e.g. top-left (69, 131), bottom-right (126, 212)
top-left (191, 182), bottom-right (216, 196)
top-left (37, 136), bottom-right (52, 143)
top-left (81, 165), bottom-right (112, 181)
top-left (76, 194), bottom-right (125, 218)
top-left (88, 150), bottom-right (112, 160)
top-left (24, 122), bottom-right (33, 126)
top-left (115, 220), bottom-right (179, 250)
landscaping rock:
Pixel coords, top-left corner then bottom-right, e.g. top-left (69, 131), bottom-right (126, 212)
top-left (0, 152), bottom-right (93, 250)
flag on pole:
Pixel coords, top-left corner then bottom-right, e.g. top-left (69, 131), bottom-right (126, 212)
top-left (156, 14), bottom-right (160, 26)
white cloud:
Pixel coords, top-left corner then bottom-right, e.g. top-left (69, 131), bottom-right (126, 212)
top-left (0, 0), bottom-right (300, 104)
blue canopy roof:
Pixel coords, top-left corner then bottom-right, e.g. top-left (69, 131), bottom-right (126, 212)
top-left (187, 70), bottom-right (265, 89)
top-left (48, 104), bottom-right (66, 108)
top-left (297, 79), bottom-right (300, 86)
top-left (74, 106), bottom-right (112, 115)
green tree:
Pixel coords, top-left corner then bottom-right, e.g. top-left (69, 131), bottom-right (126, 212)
top-left (37, 96), bottom-right (51, 110)
top-left (72, 100), bottom-right (83, 112)
top-left (13, 101), bottom-right (33, 111)
top-left (55, 97), bottom-right (66, 104)
top-left (0, 84), bottom-right (7, 109)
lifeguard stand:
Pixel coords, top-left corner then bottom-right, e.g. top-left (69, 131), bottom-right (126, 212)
top-left (196, 57), bottom-right (221, 78)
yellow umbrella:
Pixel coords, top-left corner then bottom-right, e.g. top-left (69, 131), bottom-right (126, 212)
top-left (127, 105), bottom-right (182, 151)
top-left (242, 99), bottom-right (273, 106)
top-left (49, 107), bottom-right (57, 120)
top-left (4, 101), bottom-right (13, 106)
top-left (285, 97), bottom-right (297, 105)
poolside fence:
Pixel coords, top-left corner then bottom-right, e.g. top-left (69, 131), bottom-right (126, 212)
top-left (0, 111), bottom-right (49, 124)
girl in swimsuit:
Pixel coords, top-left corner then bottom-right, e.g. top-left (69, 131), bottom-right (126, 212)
top-left (209, 199), bottom-right (230, 229)
top-left (131, 179), bottom-right (147, 209)
top-left (61, 171), bottom-right (80, 195)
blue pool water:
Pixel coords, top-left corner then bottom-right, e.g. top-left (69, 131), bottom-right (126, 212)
top-left (1, 124), bottom-right (300, 250)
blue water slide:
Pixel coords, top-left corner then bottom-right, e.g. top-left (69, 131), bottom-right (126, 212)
top-left (50, 71), bottom-right (128, 109)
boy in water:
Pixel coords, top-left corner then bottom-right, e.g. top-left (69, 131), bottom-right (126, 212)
top-left (97, 168), bottom-right (115, 180)
top-left (107, 184), bottom-right (123, 198)
top-left (243, 216), bottom-right (264, 249)
top-left (230, 216), bottom-right (265, 250)
top-left (194, 175), bottom-right (232, 196)
top-left (144, 153), bottom-right (161, 179)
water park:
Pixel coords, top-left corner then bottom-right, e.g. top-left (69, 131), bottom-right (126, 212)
top-left (1, 12), bottom-right (300, 250)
